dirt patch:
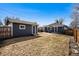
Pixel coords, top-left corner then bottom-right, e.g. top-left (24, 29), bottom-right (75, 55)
top-left (0, 32), bottom-right (70, 56)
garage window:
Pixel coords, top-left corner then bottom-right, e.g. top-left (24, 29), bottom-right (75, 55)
top-left (19, 25), bottom-right (26, 30)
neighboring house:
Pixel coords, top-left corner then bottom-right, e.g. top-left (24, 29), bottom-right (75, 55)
top-left (44, 23), bottom-right (69, 33)
top-left (5, 18), bottom-right (38, 37)
top-left (38, 27), bottom-right (45, 32)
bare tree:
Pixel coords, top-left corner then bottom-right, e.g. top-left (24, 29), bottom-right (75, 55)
top-left (0, 19), bottom-right (3, 25)
top-left (55, 18), bottom-right (64, 24)
top-left (55, 19), bottom-right (59, 24)
top-left (4, 16), bottom-right (10, 25)
top-left (59, 18), bottom-right (64, 24)
top-left (70, 4), bottom-right (79, 28)
top-left (4, 16), bottom-right (20, 25)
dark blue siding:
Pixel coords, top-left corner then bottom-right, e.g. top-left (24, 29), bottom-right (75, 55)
top-left (58, 27), bottom-right (64, 33)
top-left (45, 26), bottom-right (64, 33)
top-left (45, 27), bottom-right (48, 32)
top-left (13, 23), bottom-right (32, 37)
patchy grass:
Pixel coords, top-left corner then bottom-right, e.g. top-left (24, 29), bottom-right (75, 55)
top-left (0, 32), bottom-right (70, 56)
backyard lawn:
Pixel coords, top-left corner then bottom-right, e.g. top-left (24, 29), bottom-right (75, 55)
top-left (0, 32), bottom-right (71, 56)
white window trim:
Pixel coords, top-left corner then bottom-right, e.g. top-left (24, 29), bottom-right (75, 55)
top-left (19, 25), bottom-right (26, 30)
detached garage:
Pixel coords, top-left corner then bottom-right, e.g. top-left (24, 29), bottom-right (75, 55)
top-left (5, 18), bottom-right (38, 37)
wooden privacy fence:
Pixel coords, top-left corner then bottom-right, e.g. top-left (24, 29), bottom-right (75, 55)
top-left (0, 26), bottom-right (11, 39)
top-left (64, 29), bottom-right (73, 36)
top-left (73, 28), bottom-right (79, 43)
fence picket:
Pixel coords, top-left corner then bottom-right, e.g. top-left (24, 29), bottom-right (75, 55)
top-left (0, 27), bottom-right (11, 39)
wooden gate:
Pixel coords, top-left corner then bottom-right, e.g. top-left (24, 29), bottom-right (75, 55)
top-left (73, 28), bottom-right (79, 43)
top-left (0, 26), bottom-right (11, 39)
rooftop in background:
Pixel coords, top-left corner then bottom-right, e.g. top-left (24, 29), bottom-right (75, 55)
top-left (5, 17), bottom-right (38, 25)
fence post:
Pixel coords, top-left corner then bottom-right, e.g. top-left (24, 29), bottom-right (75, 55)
top-left (73, 28), bottom-right (77, 42)
top-left (76, 29), bottom-right (77, 42)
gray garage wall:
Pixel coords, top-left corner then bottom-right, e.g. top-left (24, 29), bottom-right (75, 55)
top-left (13, 23), bottom-right (33, 37)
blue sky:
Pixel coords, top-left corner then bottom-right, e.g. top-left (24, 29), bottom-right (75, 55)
top-left (0, 3), bottom-right (73, 26)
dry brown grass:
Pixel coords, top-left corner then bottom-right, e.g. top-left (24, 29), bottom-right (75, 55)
top-left (0, 32), bottom-right (70, 56)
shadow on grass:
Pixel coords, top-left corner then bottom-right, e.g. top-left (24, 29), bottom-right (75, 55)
top-left (0, 35), bottom-right (41, 48)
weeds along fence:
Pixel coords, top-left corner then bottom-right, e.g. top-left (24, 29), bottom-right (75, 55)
top-left (61, 28), bottom-right (79, 44)
top-left (0, 26), bottom-right (11, 39)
